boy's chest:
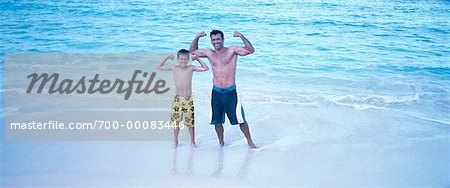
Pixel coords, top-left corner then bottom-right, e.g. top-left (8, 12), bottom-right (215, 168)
top-left (173, 68), bottom-right (193, 79)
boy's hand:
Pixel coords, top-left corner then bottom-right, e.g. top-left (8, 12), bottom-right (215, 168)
top-left (192, 55), bottom-right (199, 61)
top-left (233, 31), bottom-right (243, 38)
top-left (167, 54), bottom-right (174, 60)
top-left (197, 31), bottom-right (206, 38)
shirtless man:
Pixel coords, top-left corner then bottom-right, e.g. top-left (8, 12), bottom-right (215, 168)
top-left (190, 30), bottom-right (256, 148)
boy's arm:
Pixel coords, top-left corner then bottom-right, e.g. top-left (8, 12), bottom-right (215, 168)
top-left (191, 55), bottom-right (209, 72)
top-left (232, 31), bottom-right (255, 56)
top-left (156, 55), bottom-right (176, 71)
top-left (190, 31), bottom-right (210, 58)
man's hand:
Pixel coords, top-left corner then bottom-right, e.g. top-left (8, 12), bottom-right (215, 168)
top-left (233, 31), bottom-right (243, 38)
top-left (197, 31), bottom-right (206, 38)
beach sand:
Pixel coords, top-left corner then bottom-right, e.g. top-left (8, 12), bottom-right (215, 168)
top-left (2, 99), bottom-right (449, 187)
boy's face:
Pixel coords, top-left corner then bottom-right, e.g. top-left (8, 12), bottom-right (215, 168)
top-left (177, 54), bottom-right (189, 67)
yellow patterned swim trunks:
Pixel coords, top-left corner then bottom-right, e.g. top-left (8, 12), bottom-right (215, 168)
top-left (170, 95), bottom-right (195, 127)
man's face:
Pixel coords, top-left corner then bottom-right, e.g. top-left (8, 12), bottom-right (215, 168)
top-left (210, 34), bottom-right (224, 50)
top-left (177, 55), bottom-right (189, 67)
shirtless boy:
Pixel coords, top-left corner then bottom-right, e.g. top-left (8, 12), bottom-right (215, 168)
top-left (157, 49), bottom-right (209, 148)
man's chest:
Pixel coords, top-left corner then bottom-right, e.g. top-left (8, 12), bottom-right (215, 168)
top-left (210, 53), bottom-right (235, 66)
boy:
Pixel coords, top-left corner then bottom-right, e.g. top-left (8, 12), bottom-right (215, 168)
top-left (157, 49), bottom-right (209, 148)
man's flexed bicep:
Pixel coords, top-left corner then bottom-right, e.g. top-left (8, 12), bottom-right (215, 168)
top-left (190, 31), bottom-right (209, 58)
top-left (233, 31), bottom-right (255, 56)
top-left (233, 46), bottom-right (254, 56)
top-left (191, 49), bottom-right (210, 58)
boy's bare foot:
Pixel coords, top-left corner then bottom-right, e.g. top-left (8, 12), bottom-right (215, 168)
top-left (173, 141), bottom-right (179, 148)
top-left (219, 142), bottom-right (225, 147)
top-left (191, 142), bottom-right (197, 148)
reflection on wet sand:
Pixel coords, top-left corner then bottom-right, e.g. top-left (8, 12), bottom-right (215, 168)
top-left (238, 149), bottom-right (254, 179)
top-left (212, 147), bottom-right (224, 177)
top-left (171, 146), bottom-right (255, 179)
top-left (171, 146), bottom-right (196, 176)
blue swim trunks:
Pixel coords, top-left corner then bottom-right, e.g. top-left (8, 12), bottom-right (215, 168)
top-left (210, 85), bottom-right (246, 125)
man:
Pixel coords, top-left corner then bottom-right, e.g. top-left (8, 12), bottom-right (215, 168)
top-left (190, 30), bottom-right (256, 148)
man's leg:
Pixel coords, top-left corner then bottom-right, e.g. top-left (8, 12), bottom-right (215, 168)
top-left (211, 89), bottom-right (224, 147)
top-left (224, 90), bottom-right (255, 148)
top-left (215, 124), bottom-right (224, 146)
top-left (239, 122), bottom-right (256, 148)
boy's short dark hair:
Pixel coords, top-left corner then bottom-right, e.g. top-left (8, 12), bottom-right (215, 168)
top-left (177, 49), bottom-right (190, 58)
top-left (210, 30), bottom-right (224, 39)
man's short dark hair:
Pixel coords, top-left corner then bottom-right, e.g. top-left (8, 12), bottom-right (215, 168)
top-left (177, 49), bottom-right (190, 58)
top-left (210, 30), bottom-right (224, 39)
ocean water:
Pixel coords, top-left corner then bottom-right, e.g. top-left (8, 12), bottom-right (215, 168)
top-left (1, 0), bottom-right (449, 187)
top-left (1, 0), bottom-right (449, 123)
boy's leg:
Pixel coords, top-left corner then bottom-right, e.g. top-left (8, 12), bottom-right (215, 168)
top-left (184, 96), bottom-right (196, 148)
top-left (239, 122), bottom-right (256, 148)
top-left (215, 124), bottom-right (224, 146)
top-left (171, 95), bottom-right (182, 148)
top-left (188, 126), bottom-right (196, 148)
top-left (173, 123), bottom-right (180, 148)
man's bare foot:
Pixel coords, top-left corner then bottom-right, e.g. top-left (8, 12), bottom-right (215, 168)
top-left (191, 142), bottom-right (197, 148)
top-left (219, 142), bottom-right (225, 147)
top-left (173, 141), bottom-right (178, 148)
top-left (248, 142), bottom-right (256, 149)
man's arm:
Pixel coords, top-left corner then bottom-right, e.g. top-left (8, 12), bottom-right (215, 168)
top-left (191, 55), bottom-right (209, 72)
top-left (233, 31), bottom-right (255, 56)
top-left (190, 31), bottom-right (210, 58)
top-left (156, 55), bottom-right (175, 71)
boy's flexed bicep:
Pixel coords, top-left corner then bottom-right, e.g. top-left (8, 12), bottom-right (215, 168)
top-left (191, 55), bottom-right (209, 72)
top-left (156, 55), bottom-right (176, 71)
top-left (157, 65), bottom-right (175, 71)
